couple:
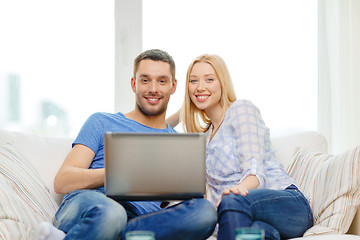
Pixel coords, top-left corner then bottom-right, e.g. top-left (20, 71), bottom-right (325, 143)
top-left (34, 49), bottom-right (313, 240)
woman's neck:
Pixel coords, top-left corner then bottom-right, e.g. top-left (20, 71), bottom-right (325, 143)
top-left (206, 104), bottom-right (227, 140)
top-left (206, 104), bottom-right (225, 130)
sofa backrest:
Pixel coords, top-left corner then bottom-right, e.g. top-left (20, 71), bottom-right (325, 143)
top-left (0, 129), bottom-right (328, 207)
top-left (272, 131), bottom-right (328, 169)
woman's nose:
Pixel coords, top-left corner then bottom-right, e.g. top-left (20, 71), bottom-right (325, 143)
top-left (197, 79), bottom-right (205, 91)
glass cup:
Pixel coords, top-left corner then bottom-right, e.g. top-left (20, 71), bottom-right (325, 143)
top-left (236, 228), bottom-right (265, 240)
top-left (125, 231), bottom-right (155, 240)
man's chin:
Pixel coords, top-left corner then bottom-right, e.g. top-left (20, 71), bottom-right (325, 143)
top-left (137, 103), bottom-right (167, 117)
top-left (144, 110), bottom-right (164, 117)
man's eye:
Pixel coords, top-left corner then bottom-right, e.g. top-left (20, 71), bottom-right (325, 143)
top-left (159, 79), bottom-right (167, 84)
top-left (141, 79), bottom-right (149, 83)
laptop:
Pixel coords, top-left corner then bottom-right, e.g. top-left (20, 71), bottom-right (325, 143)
top-left (104, 132), bottom-right (206, 201)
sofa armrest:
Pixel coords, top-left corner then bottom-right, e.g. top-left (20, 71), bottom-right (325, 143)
top-left (0, 129), bottom-right (73, 206)
top-left (348, 209), bottom-right (360, 235)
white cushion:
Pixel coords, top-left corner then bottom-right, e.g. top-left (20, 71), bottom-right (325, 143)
top-left (0, 129), bottom-right (73, 205)
top-left (287, 146), bottom-right (360, 235)
top-left (0, 143), bottom-right (58, 238)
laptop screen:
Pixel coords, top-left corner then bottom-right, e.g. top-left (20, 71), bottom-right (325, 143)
top-left (104, 132), bottom-right (206, 201)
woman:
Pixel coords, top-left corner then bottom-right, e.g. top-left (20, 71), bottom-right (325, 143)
top-left (168, 54), bottom-right (313, 240)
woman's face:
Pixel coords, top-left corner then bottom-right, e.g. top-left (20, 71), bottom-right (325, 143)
top-left (188, 62), bottom-right (222, 113)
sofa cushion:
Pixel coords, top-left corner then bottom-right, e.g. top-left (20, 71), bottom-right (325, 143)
top-left (0, 143), bottom-right (58, 239)
top-left (287, 146), bottom-right (360, 235)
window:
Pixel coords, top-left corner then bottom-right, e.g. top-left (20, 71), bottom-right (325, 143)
top-left (0, 0), bottom-right (114, 137)
top-left (142, 0), bottom-right (318, 136)
top-left (2, 1), bottom-right (317, 138)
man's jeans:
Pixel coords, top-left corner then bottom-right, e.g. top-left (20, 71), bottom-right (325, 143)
top-left (217, 185), bottom-right (313, 240)
top-left (54, 190), bottom-right (217, 240)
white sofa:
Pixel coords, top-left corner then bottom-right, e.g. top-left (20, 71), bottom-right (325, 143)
top-left (0, 129), bottom-right (359, 239)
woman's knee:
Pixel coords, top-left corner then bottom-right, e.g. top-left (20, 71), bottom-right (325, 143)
top-left (218, 193), bottom-right (249, 212)
top-left (252, 221), bottom-right (280, 240)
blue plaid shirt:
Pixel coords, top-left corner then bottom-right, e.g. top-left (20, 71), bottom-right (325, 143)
top-left (205, 99), bottom-right (296, 205)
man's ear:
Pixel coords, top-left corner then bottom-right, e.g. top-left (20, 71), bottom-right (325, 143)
top-left (131, 77), bottom-right (136, 93)
top-left (171, 79), bottom-right (177, 95)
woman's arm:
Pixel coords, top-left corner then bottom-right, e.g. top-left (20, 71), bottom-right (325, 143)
top-left (166, 109), bottom-right (181, 128)
top-left (232, 100), bottom-right (267, 187)
top-left (216, 100), bottom-right (267, 206)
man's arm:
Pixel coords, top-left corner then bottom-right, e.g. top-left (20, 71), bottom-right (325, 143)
top-left (54, 144), bottom-right (105, 194)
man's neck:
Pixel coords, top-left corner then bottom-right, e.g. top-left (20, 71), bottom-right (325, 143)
top-left (124, 110), bottom-right (168, 129)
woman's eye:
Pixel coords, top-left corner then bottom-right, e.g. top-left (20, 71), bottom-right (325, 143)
top-left (207, 78), bottom-right (214, 82)
top-left (190, 79), bottom-right (197, 83)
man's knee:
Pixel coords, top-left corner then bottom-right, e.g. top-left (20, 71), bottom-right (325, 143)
top-left (81, 195), bottom-right (127, 238)
top-left (55, 190), bottom-right (127, 238)
top-left (196, 199), bottom-right (217, 223)
top-left (185, 199), bottom-right (217, 232)
top-left (95, 203), bottom-right (127, 231)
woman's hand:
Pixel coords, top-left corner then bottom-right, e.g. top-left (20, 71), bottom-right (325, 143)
top-left (216, 184), bottom-right (249, 207)
top-left (223, 184), bottom-right (249, 196)
top-left (216, 175), bottom-right (259, 207)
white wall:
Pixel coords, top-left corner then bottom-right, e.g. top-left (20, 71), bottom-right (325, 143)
top-left (114, 0), bottom-right (142, 113)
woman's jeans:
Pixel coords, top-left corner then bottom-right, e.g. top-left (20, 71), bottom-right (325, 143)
top-left (217, 185), bottom-right (313, 240)
top-left (54, 190), bottom-right (217, 240)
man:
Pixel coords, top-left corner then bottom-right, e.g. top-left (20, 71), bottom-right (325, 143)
top-left (34, 49), bottom-right (217, 240)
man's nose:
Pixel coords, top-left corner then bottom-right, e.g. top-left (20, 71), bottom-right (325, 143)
top-left (149, 81), bottom-right (158, 93)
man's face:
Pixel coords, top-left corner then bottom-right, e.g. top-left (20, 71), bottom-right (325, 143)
top-left (132, 59), bottom-right (177, 117)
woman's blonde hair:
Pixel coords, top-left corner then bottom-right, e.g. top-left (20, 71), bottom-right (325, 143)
top-left (181, 54), bottom-right (237, 132)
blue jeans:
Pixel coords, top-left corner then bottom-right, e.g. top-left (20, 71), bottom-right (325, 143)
top-left (54, 190), bottom-right (217, 240)
top-left (217, 185), bottom-right (313, 240)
